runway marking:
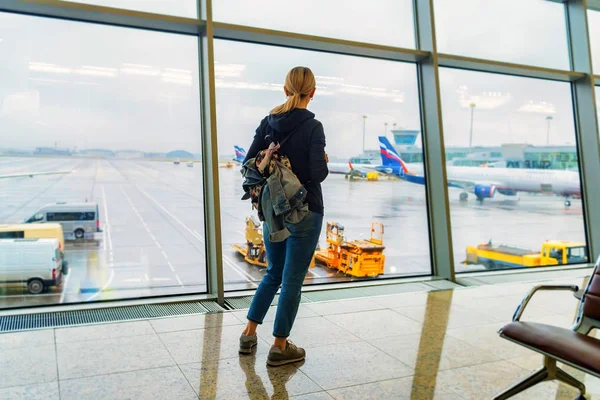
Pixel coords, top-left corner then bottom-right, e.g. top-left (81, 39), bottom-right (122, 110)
top-left (222, 254), bottom-right (259, 288)
top-left (137, 186), bottom-right (206, 244)
top-left (124, 278), bottom-right (142, 283)
top-left (86, 269), bottom-right (115, 301)
top-left (307, 269), bottom-right (324, 278)
top-left (101, 186), bottom-right (114, 266)
top-left (192, 230), bottom-right (205, 243)
top-left (137, 185), bottom-right (258, 287)
top-left (121, 185), bottom-right (184, 286)
top-left (175, 274), bottom-right (184, 287)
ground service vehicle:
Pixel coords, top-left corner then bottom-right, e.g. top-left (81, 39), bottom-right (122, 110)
top-left (24, 202), bottom-right (101, 240)
top-left (0, 223), bottom-right (65, 253)
top-left (232, 217), bottom-right (316, 268)
top-left (315, 222), bottom-right (385, 277)
top-left (0, 238), bottom-right (68, 294)
top-left (232, 217), bottom-right (268, 268)
top-left (464, 240), bottom-right (587, 269)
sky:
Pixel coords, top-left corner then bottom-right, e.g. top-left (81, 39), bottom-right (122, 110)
top-left (0, 1), bottom-right (598, 158)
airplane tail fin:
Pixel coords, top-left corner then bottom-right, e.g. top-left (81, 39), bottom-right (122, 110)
top-left (378, 136), bottom-right (410, 175)
top-left (233, 146), bottom-right (247, 163)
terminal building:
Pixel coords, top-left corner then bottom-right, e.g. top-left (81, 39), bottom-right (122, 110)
top-left (391, 129), bottom-right (579, 170)
top-left (34, 146), bottom-right (72, 156)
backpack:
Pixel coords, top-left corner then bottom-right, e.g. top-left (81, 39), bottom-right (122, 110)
top-left (240, 124), bottom-right (304, 214)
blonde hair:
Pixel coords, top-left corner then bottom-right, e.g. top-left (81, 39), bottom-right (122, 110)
top-left (270, 66), bottom-right (316, 115)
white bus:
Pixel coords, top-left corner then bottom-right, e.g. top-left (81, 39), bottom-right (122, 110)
top-left (24, 202), bottom-right (102, 240)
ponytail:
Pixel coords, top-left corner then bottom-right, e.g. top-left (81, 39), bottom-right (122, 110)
top-left (270, 92), bottom-right (303, 114)
top-left (270, 66), bottom-right (316, 115)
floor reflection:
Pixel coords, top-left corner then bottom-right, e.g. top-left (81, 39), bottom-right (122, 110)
top-left (3, 272), bottom-right (600, 399)
top-left (411, 290), bottom-right (453, 399)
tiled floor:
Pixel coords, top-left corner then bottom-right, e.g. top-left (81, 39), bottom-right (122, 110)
top-left (2, 275), bottom-right (600, 399)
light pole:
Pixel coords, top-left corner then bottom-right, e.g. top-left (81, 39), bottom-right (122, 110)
top-left (546, 115), bottom-right (553, 146)
top-left (384, 122), bottom-right (388, 136)
top-left (469, 103), bottom-right (476, 150)
top-left (362, 115), bottom-right (367, 154)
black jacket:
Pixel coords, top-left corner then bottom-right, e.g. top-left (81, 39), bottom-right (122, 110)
top-left (244, 108), bottom-right (329, 215)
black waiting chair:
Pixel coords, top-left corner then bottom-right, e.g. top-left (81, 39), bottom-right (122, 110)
top-left (494, 257), bottom-right (600, 400)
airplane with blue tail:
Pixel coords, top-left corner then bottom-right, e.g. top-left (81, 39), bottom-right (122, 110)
top-left (378, 136), bottom-right (581, 207)
top-left (233, 146), bottom-right (247, 164)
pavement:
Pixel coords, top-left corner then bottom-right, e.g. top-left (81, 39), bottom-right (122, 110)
top-left (0, 156), bottom-right (586, 308)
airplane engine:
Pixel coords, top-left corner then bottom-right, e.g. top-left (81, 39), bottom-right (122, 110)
top-left (473, 184), bottom-right (496, 199)
top-left (497, 188), bottom-right (518, 196)
top-left (375, 166), bottom-right (393, 174)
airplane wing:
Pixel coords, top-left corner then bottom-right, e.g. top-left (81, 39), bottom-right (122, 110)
top-left (0, 171), bottom-right (72, 179)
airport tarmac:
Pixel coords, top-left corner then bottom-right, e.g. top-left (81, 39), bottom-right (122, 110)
top-left (0, 156), bottom-right (587, 309)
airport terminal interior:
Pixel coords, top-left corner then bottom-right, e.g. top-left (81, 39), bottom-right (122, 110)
top-left (2, 0), bottom-right (600, 398)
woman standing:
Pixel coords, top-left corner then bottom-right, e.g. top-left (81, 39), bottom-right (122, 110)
top-left (239, 66), bottom-right (328, 367)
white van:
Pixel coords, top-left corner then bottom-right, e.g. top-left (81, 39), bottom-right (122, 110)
top-left (24, 202), bottom-right (102, 240)
top-left (0, 239), bottom-right (68, 294)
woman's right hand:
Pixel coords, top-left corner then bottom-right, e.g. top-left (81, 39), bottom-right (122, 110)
top-left (258, 142), bottom-right (279, 174)
top-left (266, 142), bottom-right (280, 158)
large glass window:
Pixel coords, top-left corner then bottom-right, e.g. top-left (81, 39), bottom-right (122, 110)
top-left (434, 0), bottom-right (570, 70)
top-left (60, 0), bottom-right (197, 18)
top-left (213, 0), bottom-right (415, 48)
top-left (439, 68), bottom-right (587, 272)
top-left (0, 13), bottom-right (205, 309)
top-left (590, 9), bottom-right (600, 74)
top-left (597, 86), bottom-right (600, 133)
top-left (214, 39), bottom-right (431, 291)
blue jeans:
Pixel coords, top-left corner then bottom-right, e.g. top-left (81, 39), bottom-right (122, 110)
top-left (247, 210), bottom-right (323, 338)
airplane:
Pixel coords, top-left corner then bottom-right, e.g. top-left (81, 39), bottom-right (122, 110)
top-left (233, 146), bottom-right (246, 164)
top-left (0, 171), bottom-right (72, 179)
top-left (378, 136), bottom-right (581, 207)
top-left (230, 146), bottom-right (382, 175)
top-left (327, 159), bottom-right (389, 176)
top-left (216, 146), bottom-right (246, 169)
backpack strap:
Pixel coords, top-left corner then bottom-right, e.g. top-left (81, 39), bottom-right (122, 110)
top-left (269, 118), bottom-right (310, 152)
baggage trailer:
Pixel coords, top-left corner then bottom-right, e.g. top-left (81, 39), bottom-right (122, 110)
top-left (464, 240), bottom-right (587, 269)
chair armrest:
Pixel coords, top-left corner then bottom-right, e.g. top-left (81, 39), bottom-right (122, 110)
top-left (512, 284), bottom-right (579, 322)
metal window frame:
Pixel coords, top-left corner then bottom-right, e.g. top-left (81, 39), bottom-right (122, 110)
top-left (0, 0), bottom-right (598, 307)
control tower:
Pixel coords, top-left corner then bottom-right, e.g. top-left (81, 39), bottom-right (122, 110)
top-left (391, 129), bottom-right (420, 149)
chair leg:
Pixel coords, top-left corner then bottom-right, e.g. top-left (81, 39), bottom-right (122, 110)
top-left (493, 367), bottom-right (549, 400)
top-left (556, 367), bottom-right (586, 396)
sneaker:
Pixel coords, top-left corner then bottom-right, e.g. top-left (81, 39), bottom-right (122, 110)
top-left (239, 333), bottom-right (258, 354)
top-left (267, 340), bottom-right (306, 367)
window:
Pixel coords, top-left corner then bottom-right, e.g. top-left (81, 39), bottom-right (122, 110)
top-left (569, 246), bottom-right (586, 259)
top-left (439, 68), bottom-right (587, 272)
top-left (0, 231), bottom-right (24, 239)
top-left (0, 12), bottom-right (205, 309)
top-left (47, 212), bottom-right (95, 222)
top-left (60, 0), bottom-right (197, 18)
top-left (213, 0), bottom-right (415, 48)
top-left (215, 39), bottom-right (431, 291)
top-left (26, 213), bottom-right (44, 223)
top-left (434, 0), bottom-right (570, 70)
